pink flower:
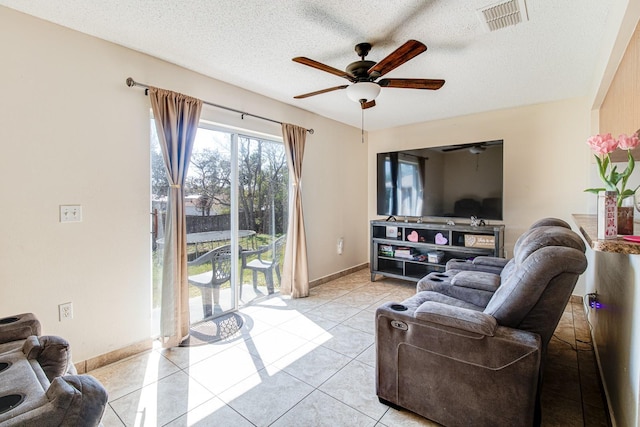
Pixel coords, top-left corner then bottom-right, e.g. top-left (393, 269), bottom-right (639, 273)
top-left (617, 133), bottom-right (640, 150)
top-left (585, 131), bottom-right (639, 206)
top-left (586, 133), bottom-right (618, 156)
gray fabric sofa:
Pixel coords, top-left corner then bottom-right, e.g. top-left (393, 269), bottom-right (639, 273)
top-left (376, 225), bottom-right (587, 426)
top-left (0, 313), bottom-right (108, 426)
top-left (417, 221), bottom-right (584, 308)
top-left (443, 217), bottom-right (571, 275)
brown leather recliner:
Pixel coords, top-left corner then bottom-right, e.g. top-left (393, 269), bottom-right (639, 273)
top-left (376, 226), bottom-right (587, 427)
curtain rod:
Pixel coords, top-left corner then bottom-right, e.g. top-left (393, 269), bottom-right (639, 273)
top-left (126, 77), bottom-right (314, 134)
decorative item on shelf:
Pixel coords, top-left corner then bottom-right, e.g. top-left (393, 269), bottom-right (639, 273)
top-left (470, 216), bottom-right (485, 227)
top-left (464, 234), bottom-right (496, 248)
top-left (618, 195), bottom-right (634, 235)
top-left (435, 233), bottom-right (448, 245)
top-left (617, 201), bottom-right (632, 235)
top-left (635, 191), bottom-right (640, 221)
top-left (597, 191), bottom-right (618, 239)
top-left (407, 230), bottom-right (419, 242)
top-left (394, 247), bottom-right (416, 259)
top-left (386, 226), bottom-right (399, 239)
top-left (379, 245), bottom-right (394, 257)
top-left (446, 220), bottom-right (456, 226)
top-left (427, 251), bottom-right (445, 263)
top-left (585, 131), bottom-right (640, 236)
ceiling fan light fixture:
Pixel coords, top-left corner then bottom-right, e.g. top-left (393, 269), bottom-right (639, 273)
top-left (346, 82), bottom-right (381, 103)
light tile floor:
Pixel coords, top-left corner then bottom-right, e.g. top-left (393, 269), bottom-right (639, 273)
top-left (92, 269), bottom-right (608, 426)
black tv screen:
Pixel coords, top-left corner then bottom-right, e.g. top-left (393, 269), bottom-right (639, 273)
top-left (376, 141), bottom-right (504, 220)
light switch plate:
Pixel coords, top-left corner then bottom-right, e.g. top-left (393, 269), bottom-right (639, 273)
top-left (60, 205), bottom-right (82, 223)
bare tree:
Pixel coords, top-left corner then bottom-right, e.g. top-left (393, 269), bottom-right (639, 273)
top-left (238, 137), bottom-right (261, 230)
top-left (156, 133), bottom-right (289, 234)
top-left (187, 148), bottom-right (231, 216)
top-left (151, 148), bottom-right (169, 199)
top-left (238, 137), bottom-right (288, 234)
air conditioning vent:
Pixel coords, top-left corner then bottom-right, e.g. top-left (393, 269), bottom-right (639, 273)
top-left (478, 0), bottom-right (528, 32)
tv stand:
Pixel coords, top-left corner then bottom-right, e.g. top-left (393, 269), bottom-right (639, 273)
top-left (370, 220), bottom-right (505, 282)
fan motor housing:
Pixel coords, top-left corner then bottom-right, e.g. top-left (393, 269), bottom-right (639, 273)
top-left (346, 60), bottom-right (376, 80)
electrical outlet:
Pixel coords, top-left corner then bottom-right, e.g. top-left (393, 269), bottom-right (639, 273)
top-left (60, 205), bottom-right (82, 223)
top-left (587, 293), bottom-right (601, 309)
top-left (59, 302), bottom-right (73, 321)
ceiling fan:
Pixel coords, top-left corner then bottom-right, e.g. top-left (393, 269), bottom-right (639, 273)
top-left (442, 141), bottom-right (502, 154)
top-left (292, 40), bottom-right (445, 109)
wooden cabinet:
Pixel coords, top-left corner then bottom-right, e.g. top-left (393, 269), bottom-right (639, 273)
top-left (370, 220), bottom-right (505, 282)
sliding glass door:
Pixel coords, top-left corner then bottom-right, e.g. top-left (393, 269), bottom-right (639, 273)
top-left (236, 135), bottom-right (289, 301)
top-left (151, 122), bottom-right (287, 329)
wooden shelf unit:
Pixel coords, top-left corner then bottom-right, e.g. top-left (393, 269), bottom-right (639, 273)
top-left (370, 220), bottom-right (505, 282)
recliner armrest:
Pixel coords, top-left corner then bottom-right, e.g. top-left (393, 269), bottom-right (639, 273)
top-left (23, 336), bottom-right (73, 382)
top-left (0, 313), bottom-right (41, 344)
top-left (473, 256), bottom-right (509, 269)
top-left (450, 271), bottom-right (501, 292)
top-left (415, 301), bottom-right (497, 336)
top-left (445, 258), bottom-right (506, 275)
top-left (1, 375), bottom-right (108, 427)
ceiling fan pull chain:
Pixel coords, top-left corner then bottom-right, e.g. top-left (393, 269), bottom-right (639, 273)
top-left (361, 104), bottom-right (365, 144)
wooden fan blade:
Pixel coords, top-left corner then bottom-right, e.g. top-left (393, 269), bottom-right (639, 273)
top-left (294, 85), bottom-right (349, 99)
top-left (361, 100), bottom-right (376, 109)
top-left (441, 145), bottom-right (468, 152)
top-left (378, 78), bottom-right (445, 90)
top-left (367, 40), bottom-right (427, 78)
top-left (292, 57), bottom-right (356, 81)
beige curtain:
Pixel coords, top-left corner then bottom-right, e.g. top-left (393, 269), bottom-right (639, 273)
top-left (281, 123), bottom-right (309, 298)
top-left (149, 87), bottom-right (203, 347)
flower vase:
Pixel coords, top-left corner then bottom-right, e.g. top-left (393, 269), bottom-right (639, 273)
top-left (597, 191), bottom-right (617, 239)
top-left (617, 196), bottom-right (634, 235)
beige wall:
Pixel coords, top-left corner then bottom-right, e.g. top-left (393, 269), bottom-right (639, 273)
top-left (369, 97), bottom-right (593, 263)
top-left (0, 7), bottom-right (368, 361)
top-left (600, 17), bottom-right (640, 164)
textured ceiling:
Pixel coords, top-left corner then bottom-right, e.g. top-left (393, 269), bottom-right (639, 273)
top-left (0, 0), bottom-right (617, 130)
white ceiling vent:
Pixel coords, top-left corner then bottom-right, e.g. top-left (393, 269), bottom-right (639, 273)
top-left (478, 0), bottom-right (529, 32)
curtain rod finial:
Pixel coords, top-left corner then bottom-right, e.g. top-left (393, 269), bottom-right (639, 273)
top-left (308, 129), bottom-right (314, 134)
top-left (126, 77), bottom-right (135, 87)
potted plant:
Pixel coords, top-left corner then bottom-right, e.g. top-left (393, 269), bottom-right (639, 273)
top-left (585, 131), bottom-right (640, 234)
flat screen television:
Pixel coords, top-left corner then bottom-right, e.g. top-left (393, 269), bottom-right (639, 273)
top-left (376, 140), bottom-right (504, 220)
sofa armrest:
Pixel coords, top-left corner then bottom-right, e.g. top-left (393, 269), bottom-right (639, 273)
top-left (23, 336), bottom-right (73, 382)
top-left (473, 256), bottom-right (509, 269)
top-left (1, 375), bottom-right (108, 427)
top-left (414, 301), bottom-right (497, 336)
top-left (450, 271), bottom-right (501, 292)
top-left (0, 313), bottom-right (41, 344)
top-left (446, 257), bottom-right (506, 275)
